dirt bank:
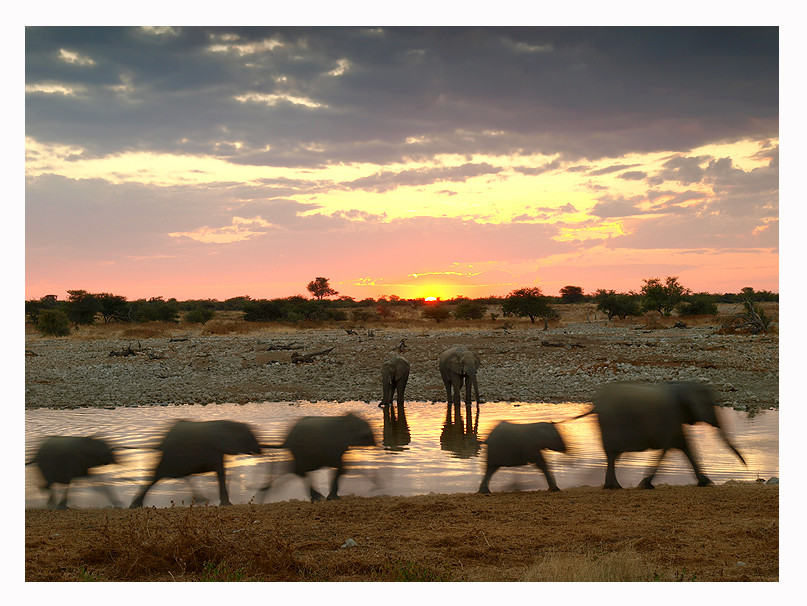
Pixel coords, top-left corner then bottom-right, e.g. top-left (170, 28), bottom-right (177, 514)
top-left (24, 304), bottom-right (779, 412)
top-left (25, 483), bottom-right (778, 582)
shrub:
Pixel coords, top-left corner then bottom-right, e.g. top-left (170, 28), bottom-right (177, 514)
top-left (422, 304), bottom-right (451, 323)
top-left (453, 300), bottom-right (486, 320)
top-left (678, 294), bottom-right (718, 316)
top-left (36, 309), bottom-right (72, 336)
top-left (184, 308), bottom-right (215, 324)
top-left (593, 290), bottom-right (641, 320)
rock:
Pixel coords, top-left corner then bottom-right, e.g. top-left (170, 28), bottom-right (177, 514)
top-left (766, 477), bottom-right (779, 485)
top-left (340, 538), bottom-right (357, 548)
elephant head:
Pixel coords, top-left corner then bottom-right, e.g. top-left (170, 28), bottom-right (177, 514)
top-left (665, 381), bottom-right (745, 466)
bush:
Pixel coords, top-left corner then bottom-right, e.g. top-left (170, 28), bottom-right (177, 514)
top-left (422, 304), bottom-right (451, 323)
top-left (678, 295), bottom-right (718, 316)
top-left (184, 309), bottom-right (215, 324)
top-left (453, 300), bottom-right (486, 320)
top-left (36, 309), bottom-right (72, 336)
top-left (593, 290), bottom-right (641, 320)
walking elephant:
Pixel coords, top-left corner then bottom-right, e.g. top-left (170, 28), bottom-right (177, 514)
top-left (27, 435), bottom-right (120, 509)
top-left (258, 413), bottom-right (376, 502)
top-left (130, 419), bottom-right (262, 507)
top-left (478, 421), bottom-right (566, 494)
top-left (381, 353), bottom-right (410, 406)
top-left (579, 381), bottom-right (745, 489)
top-left (438, 345), bottom-right (483, 408)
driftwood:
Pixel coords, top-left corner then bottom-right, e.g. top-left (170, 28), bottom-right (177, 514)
top-left (262, 342), bottom-right (303, 351)
top-left (109, 343), bottom-right (165, 359)
top-left (291, 347), bottom-right (335, 364)
top-left (540, 340), bottom-right (585, 349)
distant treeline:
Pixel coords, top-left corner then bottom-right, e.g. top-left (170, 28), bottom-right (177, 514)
top-left (25, 280), bottom-right (778, 336)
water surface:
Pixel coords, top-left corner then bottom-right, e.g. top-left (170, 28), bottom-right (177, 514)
top-left (25, 401), bottom-right (778, 508)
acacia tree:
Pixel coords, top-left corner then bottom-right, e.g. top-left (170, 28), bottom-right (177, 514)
top-left (502, 287), bottom-right (558, 329)
top-left (559, 285), bottom-right (586, 303)
top-left (640, 276), bottom-right (689, 316)
top-left (306, 277), bottom-right (339, 300)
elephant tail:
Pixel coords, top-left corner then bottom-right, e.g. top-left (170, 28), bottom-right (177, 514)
top-left (560, 408), bottom-right (596, 423)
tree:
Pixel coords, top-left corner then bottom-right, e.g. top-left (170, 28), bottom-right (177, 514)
top-left (559, 285), bottom-right (586, 303)
top-left (640, 276), bottom-right (689, 316)
top-left (96, 293), bottom-right (128, 323)
top-left (66, 290), bottom-right (101, 325)
top-left (306, 277), bottom-right (338, 300)
top-left (453, 300), bottom-right (486, 320)
top-left (593, 289), bottom-right (641, 320)
top-left (502, 287), bottom-right (558, 328)
top-left (422, 304), bottom-right (451, 323)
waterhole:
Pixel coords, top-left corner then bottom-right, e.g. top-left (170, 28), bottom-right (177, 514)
top-left (25, 401), bottom-right (778, 508)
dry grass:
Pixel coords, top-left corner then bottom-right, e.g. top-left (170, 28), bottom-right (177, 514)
top-left (26, 484), bottom-right (778, 582)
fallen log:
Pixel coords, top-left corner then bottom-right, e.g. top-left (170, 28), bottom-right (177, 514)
top-left (291, 347), bottom-right (335, 364)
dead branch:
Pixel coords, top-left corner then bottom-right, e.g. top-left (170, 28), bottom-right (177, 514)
top-left (291, 347), bottom-right (335, 364)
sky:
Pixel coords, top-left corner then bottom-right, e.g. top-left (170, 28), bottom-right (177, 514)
top-left (24, 25), bottom-right (780, 302)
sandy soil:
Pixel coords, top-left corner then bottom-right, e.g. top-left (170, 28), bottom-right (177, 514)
top-left (25, 484), bottom-right (778, 582)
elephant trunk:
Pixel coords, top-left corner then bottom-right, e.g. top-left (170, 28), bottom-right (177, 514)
top-left (718, 425), bottom-right (746, 466)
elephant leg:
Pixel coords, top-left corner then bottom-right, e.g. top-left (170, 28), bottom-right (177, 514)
top-left (677, 440), bottom-right (713, 487)
top-left (214, 464), bottom-right (232, 506)
top-left (535, 452), bottom-right (560, 492)
top-left (638, 449), bottom-right (667, 489)
top-left (327, 465), bottom-right (345, 500)
top-left (129, 478), bottom-right (160, 508)
top-left (478, 465), bottom-right (497, 494)
top-left (603, 451), bottom-right (622, 489)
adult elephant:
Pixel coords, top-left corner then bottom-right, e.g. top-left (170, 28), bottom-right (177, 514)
top-left (478, 421), bottom-right (566, 494)
top-left (438, 345), bottom-right (483, 408)
top-left (258, 413), bottom-right (376, 502)
top-left (577, 381), bottom-right (745, 489)
top-left (380, 353), bottom-right (410, 406)
top-left (130, 419), bottom-right (262, 507)
top-left (27, 435), bottom-right (120, 509)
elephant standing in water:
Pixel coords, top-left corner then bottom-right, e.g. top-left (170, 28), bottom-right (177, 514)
top-left (381, 353), bottom-right (410, 406)
top-left (438, 345), bottom-right (483, 408)
top-left (130, 419), bottom-right (262, 507)
top-left (258, 413), bottom-right (376, 502)
top-left (478, 421), bottom-right (566, 494)
top-left (577, 381), bottom-right (745, 489)
top-left (27, 435), bottom-right (120, 509)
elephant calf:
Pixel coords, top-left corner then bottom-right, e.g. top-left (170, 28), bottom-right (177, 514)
top-left (130, 419), bottom-right (262, 507)
top-left (27, 435), bottom-right (119, 509)
top-left (478, 421), bottom-right (567, 494)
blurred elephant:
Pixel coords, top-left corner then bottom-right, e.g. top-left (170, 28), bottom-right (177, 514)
top-left (578, 381), bottom-right (745, 489)
top-left (27, 435), bottom-right (120, 509)
top-left (438, 345), bottom-right (483, 408)
top-left (478, 421), bottom-right (566, 494)
top-left (381, 353), bottom-right (410, 406)
top-left (130, 419), bottom-right (262, 507)
top-left (258, 413), bottom-right (376, 502)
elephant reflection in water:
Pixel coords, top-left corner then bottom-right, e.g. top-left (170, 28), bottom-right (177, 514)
top-left (440, 399), bottom-right (481, 459)
top-left (379, 353), bottom-right (411, 450)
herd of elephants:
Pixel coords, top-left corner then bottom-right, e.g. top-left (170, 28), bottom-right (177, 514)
top-left (27, 345), bottom-right (747, 510)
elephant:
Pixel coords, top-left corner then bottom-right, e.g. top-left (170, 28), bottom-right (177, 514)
top-left (578, 381), bottom-right (746, 489)
top-left (27, 435), bottom-right (120, 509)
top-left (258, 413), bottom-right (376, 502)
top-left (477, 421), bottom-right (566, 494)
top-left (438, 345), bottom-right (483, 408)
top-left (130, 419), bottom-right (262, 507)
top-left (380, 353), bottom-right (410, 406)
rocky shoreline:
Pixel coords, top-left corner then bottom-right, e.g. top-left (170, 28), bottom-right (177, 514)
top-left (25, 320), bottom-right (779, 412)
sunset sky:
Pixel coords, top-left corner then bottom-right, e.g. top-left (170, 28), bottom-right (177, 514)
top-left (24, 26), bottom-right (779, 302)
